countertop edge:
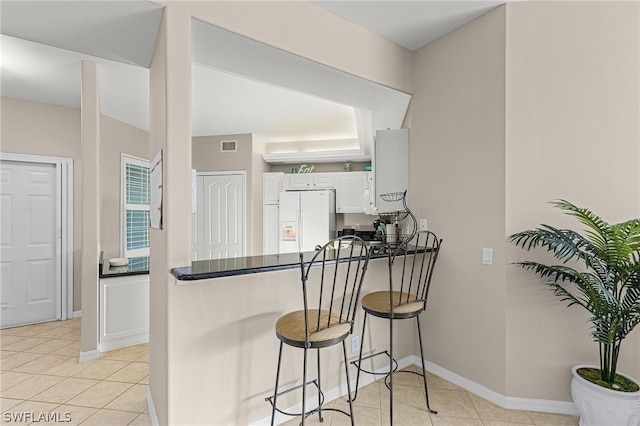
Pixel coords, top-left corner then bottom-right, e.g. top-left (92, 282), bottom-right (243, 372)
top-left (171, 263), bottom-right (300, 281)
top-left (170, 250), bottom-right (391, 282)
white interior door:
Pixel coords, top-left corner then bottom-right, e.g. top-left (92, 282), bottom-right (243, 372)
top-left (1, 160), bottom-right (61, 328)
top-left (195, 173), bottom-right (245, 260)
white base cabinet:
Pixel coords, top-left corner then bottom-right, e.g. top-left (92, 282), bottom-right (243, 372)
top-left (99, 275), bottom-right (149, 352)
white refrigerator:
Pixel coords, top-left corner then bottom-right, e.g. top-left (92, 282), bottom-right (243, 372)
top-left (279, 190), bottom-right (336, 254)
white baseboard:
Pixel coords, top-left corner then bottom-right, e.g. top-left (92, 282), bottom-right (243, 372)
top-left (71, 310), bottom-right (82, 319)
top-left (99, 333), bottom-right (149, 353)
top-left (415, 356), bottom-right (579, 416)
top-left (78, 349), bottom-right (100, 363)
top-left (147, 389), bottom-right (159, 426)
top-left (250, 355), bottom-right (578, 425)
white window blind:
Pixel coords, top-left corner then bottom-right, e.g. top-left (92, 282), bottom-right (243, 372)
top-left (122, 154), bottom-right (150, 258)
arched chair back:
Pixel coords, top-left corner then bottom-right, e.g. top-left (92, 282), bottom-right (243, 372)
top-left (387, 230), bottom-right (442, 318)
top-left (268, 235), bottom-right (370, 426)
top-left (276, 235), bottom-right (370, 349)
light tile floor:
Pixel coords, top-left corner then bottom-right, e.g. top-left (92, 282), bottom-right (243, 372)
top-left (1, 319), bottom-right (150, 425)
top-left (282, 366), bottom-right (579, 426)
top-left (1, 319), bottom-right (579, 426)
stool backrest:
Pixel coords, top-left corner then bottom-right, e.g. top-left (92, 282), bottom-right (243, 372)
top-left (391, 231), bottom-right (442, 308)
top-left (299, 236), bottom-right (370, 346)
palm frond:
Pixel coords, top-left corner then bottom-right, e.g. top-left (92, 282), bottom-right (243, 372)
top-left (509, 226), bottom-right (598, 266)
top-left (550, 199), bottom-right (611, 244)
top-left (510, 200), bottom-right (640, 386)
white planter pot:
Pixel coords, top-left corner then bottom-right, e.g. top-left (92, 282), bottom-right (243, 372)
top-left (571, 365), bottom-right (640, 426)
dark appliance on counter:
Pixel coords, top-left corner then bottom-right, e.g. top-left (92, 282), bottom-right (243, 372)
top-left (337, 229), bottom-right (378, 242)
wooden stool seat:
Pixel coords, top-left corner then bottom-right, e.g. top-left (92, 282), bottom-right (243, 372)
top-left (276, 309), bottom-right (351, 348)
top-left (361, 291), bottom-right (424, 318)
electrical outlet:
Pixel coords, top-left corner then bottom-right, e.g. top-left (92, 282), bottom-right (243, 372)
top-left (419, 219), bottom-right (428, 232)
top-left (351, 335), bottom-right (360, 353)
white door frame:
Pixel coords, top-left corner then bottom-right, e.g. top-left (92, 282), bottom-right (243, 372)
top-left (195, 170), bottom-right (247, 257)
top-left (0, 153), bottom-right (74, 321)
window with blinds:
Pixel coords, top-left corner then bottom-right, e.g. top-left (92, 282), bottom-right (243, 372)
top-left (122, 154), bottom-right (150, 258)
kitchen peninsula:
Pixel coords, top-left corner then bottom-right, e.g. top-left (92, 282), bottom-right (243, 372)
top-left (165, 246), bottom-right (418, 425)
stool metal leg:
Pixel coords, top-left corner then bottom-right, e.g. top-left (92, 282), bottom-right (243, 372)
top-left (302, 346), bottom-right (307, 426)
top-left (389, 315), bottom-right (394, 425)
top-left (342, 339), bottom-right (355, 426)
top-left (270, 341), bottom-right (284, 426)
top-left (416, 316), bottom-right (437, 414)
top-left (317, 349), bottom-right (323, 422)
top-left (352, 311), bottom-right (368, 401)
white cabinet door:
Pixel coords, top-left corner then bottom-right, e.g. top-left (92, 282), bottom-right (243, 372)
top-left (283, 173), bottom-right (336, 190)
top-left (263, 204), bottom-right (279, 255)
top-left (284, 174), bottom-right (313, 189)
top-left (312, 173), bottom-right (336, 189)
top-left (373, 129), bottom-right (409, 210)
top-left (100, 275), bottom-right (149, 352)
top-left (263, 172), bottom-right (283, 204)
top-left (336, 172), bottom-right (370, 213)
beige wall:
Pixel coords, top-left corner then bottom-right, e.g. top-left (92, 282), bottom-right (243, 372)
top-left (185, 1), bottom-right (414, 95)
top-left (411, 6), bottom-right (508, 395)
top-left (79, 61), bottom-right (101, 354)
top-left (192, 133), bottom-right (252, 172)
top-left (149, 4), bottom-right (193, 424)
top-left (411, 0), bottom-right (640, 404)
top-left (0, 98), bottom-right (150, 313)
top-left (504, 1), bottom-right (640, 400)
top-left (1, 98), bottom-right (83, 311)
top-left (100, 116), bottom-right (150, 259)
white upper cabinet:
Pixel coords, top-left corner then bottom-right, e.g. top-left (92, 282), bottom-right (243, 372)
top-left (283, 173), bottom-right (336, 190)
top-left (312, 173), bottom-right (337, 188)
top-left (336, 172), bottom-right (370, 213)
top-left (263, 172), bottom-right (284, 204)
top-left (373, 129), bottom-right (409, 210)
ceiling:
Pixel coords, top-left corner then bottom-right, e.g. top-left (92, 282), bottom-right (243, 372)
top-left (0, 0), bottom-right (512, 147)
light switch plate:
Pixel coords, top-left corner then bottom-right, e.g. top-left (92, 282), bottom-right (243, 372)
top-left (482, 248), bottom-right (493, 265)
top-left (419, 219), bottom-right (428, 232)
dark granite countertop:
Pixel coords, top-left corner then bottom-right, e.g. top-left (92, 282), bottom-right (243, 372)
top-left (97, 243), bottom-right (424, 282)
top-left (171, 245), bottom-right (389, 281)
top-left (99, 256), bottom-right (150, 278)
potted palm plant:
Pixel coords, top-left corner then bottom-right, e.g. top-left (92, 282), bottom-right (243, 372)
top-left (509, 200), bottom-right (640, 426)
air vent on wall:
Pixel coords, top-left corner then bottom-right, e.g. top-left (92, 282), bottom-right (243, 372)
top-left (221, 140), bottom-right (237, 152)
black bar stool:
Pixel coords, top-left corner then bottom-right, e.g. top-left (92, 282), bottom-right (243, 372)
top-left (351, 231), bottom-right (442, 425)
top-left (266, 235), bottom-right (370, 426)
